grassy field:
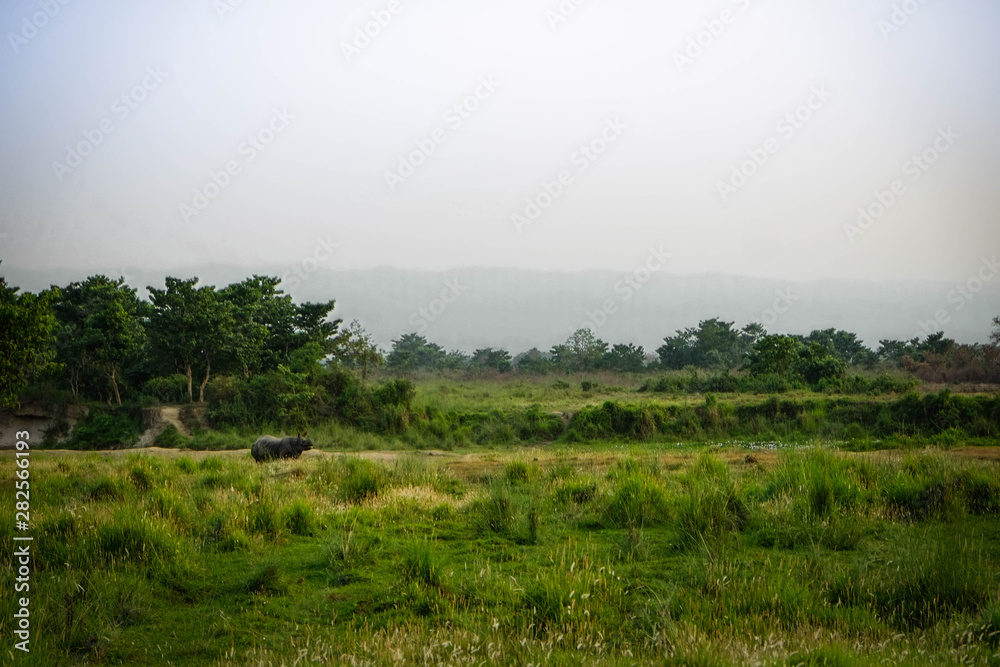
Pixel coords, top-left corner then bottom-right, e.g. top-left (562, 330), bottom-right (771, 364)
top-left (3, 442), bottom-right (1000, 665)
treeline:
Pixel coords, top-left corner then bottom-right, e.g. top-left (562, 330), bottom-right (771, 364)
top-left (3, 268), bottom-right (1000, 423)
top-left (384, 318), bottom-right (1000, 389)
top-left (0, 270), bottom-right (382, 411)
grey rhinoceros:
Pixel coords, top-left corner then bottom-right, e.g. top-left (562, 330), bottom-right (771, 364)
top-left (251, 433), bottom-right (313, 462)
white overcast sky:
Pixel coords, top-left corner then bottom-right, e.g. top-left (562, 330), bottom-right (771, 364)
top-left (1, 0), bottom-right (998, 282)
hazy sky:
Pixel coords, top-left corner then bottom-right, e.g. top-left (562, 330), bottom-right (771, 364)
top-left (1, 0), bottom-right (998, 283)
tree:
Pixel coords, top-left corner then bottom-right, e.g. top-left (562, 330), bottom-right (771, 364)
top-left (336, 320), bottom-right (384, 381)
top-left (551, 328), bottom-right (608, 372)
top-left (603, 343), bottom-right (646, 373)
top-left (992, 316), bottom-right (1000, 346)
top-left (794, 341), bottom-right (846, 385)
top-left (916, 332), bottom-right (955, 357)
top-left (0, 272), bottom-right (59, 410)
top-left (147, 277), bottom-right (235, 403)
top-left (471, 348), bottom-right (513, 373)
top-left (514, 348), bottom-right (553, 374)
top-left (386, 333), bottom-right (446, 372)
top-left (294, 300), bottom-right (343, 355)
top-left (746, 335), bottom-right (800, 377)
top-left (877, 338), bottom-right (919, 364)
top-left (220, 275), bottom-right (294, 377)
top-left (656, 319), bottom-right (759, 370)
top-left (54, 276), bottom-right (146, 404)
top-left (803, 329), bottom-right (876, 367)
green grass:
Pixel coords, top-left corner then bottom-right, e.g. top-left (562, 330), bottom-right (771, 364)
top-left (2, 445), bottom-right (999, 665)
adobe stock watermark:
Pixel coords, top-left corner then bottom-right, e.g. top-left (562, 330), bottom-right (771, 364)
top-left (581, 246), bottom-right (671, 331)
top-left (673, 0), bottom-right (753, 73)
top-left (411, 278), bottom-right (467, 334)
top-left (178, 108), bottom-right (294, 224)
top-left (7, 0), bottom-right (71, 54)
top-left (280, 236), bottom-right (340, 290)
top-left (843, 127), bottom-right (958, 244)
top-left (512, 117), bottom-right (628, 234)
top-left (759, 288), bottom-right (799, 328)
top-left (384, 76), bottom-right (501, 192)
top-left (340, 0), bottom-right (405, 63)
top-left (214, 0), bottom-right (249, 20)
top-left (545, 0), bottom-right (592, 31)
top-left (878, 0), bottom-right (930, 41)
top-left (51, 66), bottom-right (170, 183)
top-left (717, 84), bottom-right (833, 203)
top-left (914, 255), bottom-right (1000, 339)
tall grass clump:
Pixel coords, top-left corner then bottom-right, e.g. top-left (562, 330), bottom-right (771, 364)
top-left (87, 512), bottom-right (176, 569)
top-left (828, 528), bottom-right (993, 629)
top-left (602, 472), bottom-right (671, 528)
top-left (242, 561), bottom-right (286, 596)
top-left (676, 455), bottom-right (749, 544)
top-left (338, 459), bottom-right (386, 503)
top-left (282, 498), bottom-right (317, 536)
top-left (403, 544), bottom-right (443, 587)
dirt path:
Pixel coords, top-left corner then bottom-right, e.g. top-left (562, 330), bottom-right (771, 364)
top-left (7, 446), bottom-right (999, 481)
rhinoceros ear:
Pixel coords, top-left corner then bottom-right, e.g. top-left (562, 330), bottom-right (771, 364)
top-left (302, 431), bottom-right (309, 439)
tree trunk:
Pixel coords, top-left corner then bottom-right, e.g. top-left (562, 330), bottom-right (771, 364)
top-left (109, 365), bottom-right (122, 406)
top-left (186, 364), bottom-right (193, 403)
top-left (198, 357), bottom-right (211, 403)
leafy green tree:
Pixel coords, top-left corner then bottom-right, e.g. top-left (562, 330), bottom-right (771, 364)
top-left (794, 341), bottom-right (847, 384)
top-left (917, 332), bottom-right (955, 357)
top-left (0, 272), bottom-right (59, 409)
top-left (294, 300), bottom-right (343, 355)
top-left (551, 328), bottom-right (608, 372)
top-left (746, 335), bottom-right (801, 377)
top-left (603, 343), bottom-right (646, 373)
top-left (471, 348), bottom-right (513, 373)
top-left (53, 276), bottom-right (147, 404)
top-left (657, 319), bottom-right (761, 370)
top-left (992, 316), bottom-right (1000, 346)
top-left (147, 277), bottom-right (235, 403)
top-left (335, 320), bottom-right (384, 381)
top-left (877, 338), bottom-right (919, 364)
top-left (514, 348), bottom-right (553, 374)
top-left (440, 350), bottom-right (470, 371)
top-left (800, 329), bottom-right (876, 367)
top-left (386, 333), bottom-right (446, 372)
top-left (220, 276), bottom-right (293, 377)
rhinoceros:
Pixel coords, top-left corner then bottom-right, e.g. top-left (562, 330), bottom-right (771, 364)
top-left (251, 433), bottom-right (313, 462)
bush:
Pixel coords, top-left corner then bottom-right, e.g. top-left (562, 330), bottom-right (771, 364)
top-left (66, 408), bottom-right (143, 449)
top-left (154, 423), bottom-right (186, 448)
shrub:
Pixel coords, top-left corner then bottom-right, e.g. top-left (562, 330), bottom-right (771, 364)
top-left (66, 409), bottom-right (143, 449)
top-left (154, 423), bottom-right (186, 448)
